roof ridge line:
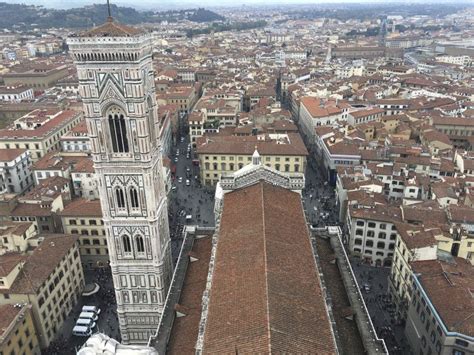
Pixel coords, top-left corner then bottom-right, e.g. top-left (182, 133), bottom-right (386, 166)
top-left (261, 182), bottom-right (272, 353)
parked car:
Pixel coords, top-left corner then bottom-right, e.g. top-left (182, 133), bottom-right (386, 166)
top-left (79, 311), bottom-right (98, 322)
top-left (73, 325), bottom-right (92, 337)
top-left (82, 306), bottom-right (101, 315)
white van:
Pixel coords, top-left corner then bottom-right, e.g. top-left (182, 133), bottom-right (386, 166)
top-left (76, 318), bottom-right (96, 329)
top-left (79, 311), bottom-right (98, 322)
top-left (82, 305), bottom-right (101, 315)
top-left (72, 325), bottom-right (92, 337)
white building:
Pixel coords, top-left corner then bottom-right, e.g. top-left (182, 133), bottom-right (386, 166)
top-left (436, 55), bottom-right (472, 67)
top-left (0, 85), bottom-right (34, 102)
top-left (0, 149), bottom-right (33, 194)
top-left (346, 204), bottom-right (400, 267)
top-left (60, 120), bottom-right (91, 154)
top-left (298, 96), bottom-right (349, 140)
top-left (68, 17), bottom-right (173, 344)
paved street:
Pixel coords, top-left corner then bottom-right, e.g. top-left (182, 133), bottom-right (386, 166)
top-left (167, 134), bottom-right (215, 262)
top-left (47, 268), bottom-right (119, 355)
top-left (301, 154), bottom-right (339, 227)
top-left (351, 259), bottom-right (411, 354)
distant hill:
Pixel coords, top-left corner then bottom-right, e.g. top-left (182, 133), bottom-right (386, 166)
top-left (0, 3), bottom-right (225, 29)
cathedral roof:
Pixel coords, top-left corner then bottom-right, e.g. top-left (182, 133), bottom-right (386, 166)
top-left (82, 17), bottom-right (143, 38)
top-left (202, 182), bottom-right (337, 353)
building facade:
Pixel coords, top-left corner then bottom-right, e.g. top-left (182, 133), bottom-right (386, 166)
top-left (0, 235), bottom-right (84, 349)
top-left (0, 304), bottom-right (41, 355)
top-left (67, 18), bottom-right (173, 344)
top-left (346, 205), bottom-right (399, 266)
top-left (404, 259), bottom-right (473, 355)
top-left (59, 198), bottom-right (108, 269)
top-left (0, 109), bottom-right (82, 161)
top-left (196, 133), bottom-right (307, 186)
top-left (0, 149), bottom-right (33, 194)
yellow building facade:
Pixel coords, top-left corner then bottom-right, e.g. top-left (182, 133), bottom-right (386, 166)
top-left (59, 198), bottom-right (108, 269)
top-left (0, 304), bottom-right (40, 355)
top-left (199, 153), bottom-right (306, 186)
top-left (0, 235), bottom-right (84, 349)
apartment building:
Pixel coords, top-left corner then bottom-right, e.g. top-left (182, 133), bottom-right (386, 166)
top-left (0, 149), bottom-right (33, 195)
top-left (0, 109), bottom-right (83, 161)
top-left (11, 176), bottom-right (71, 233)
top-left (60, 120), bottom-right (90, 154)
top-left (314, 127), bottom-right (363, 184)
top-left (389, 223), bottom-right (438, 321)
top-left (0, 85), bottom-right (34, 102)
top-left (298, 96), bottom-right (350, 140)
top-left (0, 222), bottom-right (37, 255)
top-left (196, 132), bottom-right (308, 186)
top-left (436, 55), bottom-right (472, 67)
top-left (405, 259), bottom-right (473, 355)
top-left (0, 304), bottom-right (40, 355)
top-left (71, 158), bottom-right (98, 200)
top-left (156, 84), bottom-right (199, 114)
top-left (188, 111), bottom-right (205, 145)
top-left (431, 117), bottom-right (474, 150)
top-left (3, 63), bottom-right (69, 89)
top-left (346, 204), bottom-right (400, 266)
top-left (347, 107), bottom-right (385, 126)
top-left (59, 198), bottom-right (108, 269)
top-left (0, 234), bottom-right (84, 349)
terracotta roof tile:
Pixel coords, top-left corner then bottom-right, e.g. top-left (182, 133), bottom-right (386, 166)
top-left (411, 258), bottom-right (474, 337)
top-left (167, 236), bottom-right (212, 354)
top-left (1, 235), bottom-right (78, 294)
top-left (59, 198), bottom-right (102, 217)
top-left (0, 149), bottom-right (27, 162)
top-left (203, 182), bottom-right (337, 354)
top-left (0, 304), bottom-right (22, 335)
top-left (82, 18), bottom-right (143, 38)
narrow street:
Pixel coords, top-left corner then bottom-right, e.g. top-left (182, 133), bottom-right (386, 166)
top-left (166, 133), bottom-right (215, 262)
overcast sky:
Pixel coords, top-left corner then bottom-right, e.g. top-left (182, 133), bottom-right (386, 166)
top-left (2, 0), bottom-right (470, 9)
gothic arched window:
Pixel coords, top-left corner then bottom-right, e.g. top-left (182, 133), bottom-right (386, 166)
top-left (115, 187), bottom-right (125, 209)
top-left (129, 186), bottom-right (139, 209)
top-left (136, 235), bottom-right (145, 253)
top-left (123, 235), bottom-right (132, 253)
top-left (108, 108), bottom-right (129, 153)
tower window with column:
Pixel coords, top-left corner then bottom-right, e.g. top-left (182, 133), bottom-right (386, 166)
top-left (108, 106), bottom-right (129, 153)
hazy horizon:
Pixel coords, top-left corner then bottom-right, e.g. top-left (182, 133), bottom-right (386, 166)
top-left (1, 0), bottom-right (472, 10)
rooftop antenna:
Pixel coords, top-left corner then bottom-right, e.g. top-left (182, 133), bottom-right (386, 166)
top-left (107, 0), bottom-right (112, 19)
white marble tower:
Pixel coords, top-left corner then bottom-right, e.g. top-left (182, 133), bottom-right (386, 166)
top-left (67, 18), bottom-right (172, 344)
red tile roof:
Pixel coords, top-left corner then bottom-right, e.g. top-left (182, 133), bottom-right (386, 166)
top-left (301, 97), bottom-right (344, 118)
top-left (82, 17), bottom-right (143, 37)
top-left (0, 149), bottom-right (27, 162)
top-left (59, 198), bottom-right (102, 217)
top-left (1, 235), bottom-right (78, 294)
top-left (0, 304), bottom-right (21, 335)
top-left (196, 132), bottom-right (308, 156)
top-left (411, 258), bottom-right (474, 337)
top-left (0, 110), bottom-right (80, 139)
top-left (167, 236), bottom-right (212, 354)
top-left (203, 182), bottom-right (337, 354)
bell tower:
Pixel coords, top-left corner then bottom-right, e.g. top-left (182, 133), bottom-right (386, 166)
top-left (67, 17), bottom-right (172, 344)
